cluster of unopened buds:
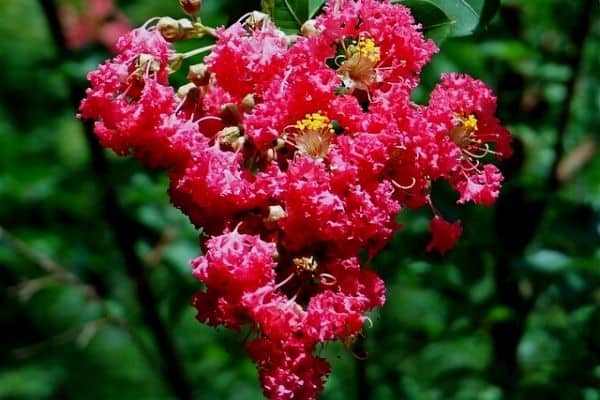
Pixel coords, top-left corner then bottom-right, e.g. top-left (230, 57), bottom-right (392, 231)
top-left (79, 0), bottom-right (512, 398)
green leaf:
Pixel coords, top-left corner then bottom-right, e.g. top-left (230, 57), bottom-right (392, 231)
top-left (309, 0), bottom-right (327, 18)
top-left (433, 0), bottom-right (481, 36)
top-left (478, 0), bottom-right (501, 30)
top-left (0, 364), bottom-right (63, 399)
top-left (526, 249), bottom-right (572, 273)
top-left (416, 333), bottom-right (492, 379)
top-left (433, 0), bottom-right (500, 36)
top-left (397, 0), bottom-right (454, 44)
top-left (399, 0), bottom-right (500, 38)
top-left (263, 0), bottom-right (311, 34)
top-left (485, 305), bottom-right (515, 323)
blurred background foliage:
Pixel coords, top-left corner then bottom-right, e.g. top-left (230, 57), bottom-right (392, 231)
top-left (1, 0), bottom-right (599, 399)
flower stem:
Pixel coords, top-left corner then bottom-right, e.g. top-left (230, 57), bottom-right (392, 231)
top-left (181, 44), bottom-right (215, 59)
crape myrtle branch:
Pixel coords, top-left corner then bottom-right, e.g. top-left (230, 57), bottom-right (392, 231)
top-left (78, 0), bottom-right (512, 398)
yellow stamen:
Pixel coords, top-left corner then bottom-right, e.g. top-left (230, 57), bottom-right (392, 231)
top-left (461, 114), bottom-right (478, 131)
top-left (293, 112), bottom-right (335, 159)
top-left (337, 36), bottom-right (381, 92)
top-left (293, 256), bottom-right (318, 273)
top-left (348, 37), bottom-right (381, 63)
top-left (295, 112), bottom-right (333, 132)
top-left (450, 113), bottom-right (479, 148)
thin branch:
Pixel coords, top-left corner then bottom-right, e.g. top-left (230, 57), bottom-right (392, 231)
top-left (0, 226), bottom-right (68, 277)
top-left (180, 44), bottom-right (215, 59)
top-left (10, 323), bottom-right (86, 360)
top-left (143, 228), bottom-right (177, 269)
top-left (0, 225), bottom-right (157, 366)
top-left (548, 0), bottom-right (595, 192)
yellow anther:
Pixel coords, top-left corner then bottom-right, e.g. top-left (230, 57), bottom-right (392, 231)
top-left (293, 256), bottom-right (318, 273)
top-left (449, 112), bottom-right (496, 161)
top-left (450, 113), bottom-right (479, 148)
top-left (462, 114), bottom-right (478, 131)
top-left (348, 37), bottom-right (381, 63)
top-left (338, 36), bottom-right (381, 92)
top-left (292, 112), bottom-right (335, 159)
top-left (295, 112), bottom-right (334, 134)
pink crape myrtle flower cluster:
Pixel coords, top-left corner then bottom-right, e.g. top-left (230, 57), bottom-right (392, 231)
top-left (79, 0), bottom-right (512, 398)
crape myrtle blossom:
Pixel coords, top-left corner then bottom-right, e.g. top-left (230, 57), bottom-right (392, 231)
top-left (78, 27), bottom-right (186, 168)
top-left (316, 0), bottom-right (437, 94)
top-left (426, 73), bottom-right (513, 205)
top-left (205, 20), bottom-right (289, 101)
top-left (426, 215), bottom-right (463, 255)
top-left (78, 0), bottom-right (512, 398)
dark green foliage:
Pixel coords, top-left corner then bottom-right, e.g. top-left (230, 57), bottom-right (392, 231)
top-left (261, 0), bottom-right (327, 33)
top-left (1, 0), bottom-right (599, 399)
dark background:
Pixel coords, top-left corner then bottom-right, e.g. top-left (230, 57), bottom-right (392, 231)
top-left (1, 0), bottom-right (599, 399)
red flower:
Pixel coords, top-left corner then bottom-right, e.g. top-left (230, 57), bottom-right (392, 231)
top-left (79, 28), bottom-right (179, 167)
top-left (316, 0), bottom-right (437, 95)
top-left (78, 1), bottom-right (513, 398)
top-left (426, 73), bottom-right (512, 205)
top-left (243, 37), bottom-right (339, 150)
top-left (206, 21), bottom-right (289, 101)
top-left (191, 231), bottom-right (277, 329)
top-left (426, 215), bottom-right (463, 255)
top-left (246, 338), bottom-right (330, 400)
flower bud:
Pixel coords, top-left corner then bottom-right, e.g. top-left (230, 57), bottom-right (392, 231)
top-left (220, 103), bottom-right (241, 126)
top-left (218, 126), bottom-right (245, 150)
top-left (178, 18), bottom-right (194, 31)
top-left (136, 54), bottom-right (160, 74)
top-left (264, 205), bottom-right (287, 229)
top-left (241, 93), bottom-right (256, 112)
top-left (246, 11), bottom-right (270, 31)
top-left (176, 82), bottom-right (198, 99)
top-left (157, 17), bottom-right (196, 42)
top-left (301, 19), bottom-right (320, 37)
top-left (168, 54), bottom-right (184, 72)
top-left (157, 17), bottom-right (182, 42)
top-left (265, 205), bottom-right (287, 223)
top-left (179, 0), bottom-right (202, 17)
top-left (187, 63), bottom-right (210, 86)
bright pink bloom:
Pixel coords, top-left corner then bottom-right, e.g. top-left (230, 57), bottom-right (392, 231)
top-left (243, 38), bottom-right (339, 150)
top-left (427, 73), bottom-right (512, 158)
top-left (191, 231), bottom-right (277, 329)
top-left (79, 28), bottom-right (178, 166)
top-left (452, 163), bottom-right (504, 206)
top-left (316, 0), bottom-right (437, 94)
top-left (306, 257), bottom-right (385, 341)
top-left (426, 72), bottom-right (512, 204)
top-left (78, 1), bottom-right (513, 398)
top-left (426, 215), bottom-right (463, 254)
top-left (205, 21), bottom-right (289, 100)
top-left (246, 338), bottom-right (330, 400)
top-left (169, 143), bottom-right (271, 234)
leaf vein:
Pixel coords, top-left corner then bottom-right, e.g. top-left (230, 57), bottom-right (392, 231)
top-left (283, 0), bottom-right (303, 27)
top-left (457, 0), bottom-right (479, 18)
